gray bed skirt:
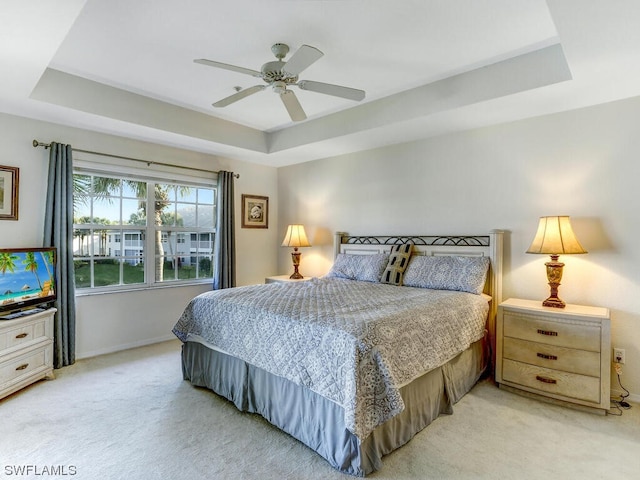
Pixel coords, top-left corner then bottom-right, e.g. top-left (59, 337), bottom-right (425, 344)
top-left (181, 337), bottom-right (487, 477)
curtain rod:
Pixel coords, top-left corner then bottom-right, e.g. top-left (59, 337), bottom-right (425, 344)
top-left (32, 140), bottom-right (239, 179)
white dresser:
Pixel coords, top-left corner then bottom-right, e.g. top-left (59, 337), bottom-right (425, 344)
top-left (496, 298), bottom-right (610, 414)
top-left (0, 308), bottom-right (56, 400)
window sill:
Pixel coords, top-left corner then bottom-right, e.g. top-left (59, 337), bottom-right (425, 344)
top-left (75, 280), bottom-right (212, 297)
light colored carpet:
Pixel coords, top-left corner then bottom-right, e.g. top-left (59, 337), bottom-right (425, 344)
top-left (1, 340), bottom-right (638, 480)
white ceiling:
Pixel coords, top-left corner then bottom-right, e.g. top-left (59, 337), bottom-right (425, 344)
top-left (2, 0), bottom-right (640, 167)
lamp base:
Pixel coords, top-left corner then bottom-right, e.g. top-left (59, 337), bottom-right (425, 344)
top-left (543, 255), bottom-right (566, 308)
top-left (542, 296), bottom-right (566, 308)
top-left (289, 249), bottom-right (303, 279)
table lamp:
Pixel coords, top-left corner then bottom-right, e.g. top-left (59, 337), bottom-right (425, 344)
top-left (526, 216), bottom-right (587, 308)
top-left (281, 224), bottom-right (311, 279)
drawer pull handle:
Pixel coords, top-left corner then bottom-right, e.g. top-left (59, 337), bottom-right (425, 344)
top-left (15, 363), bottom-right (29, 371)
top-left (537, 353), bottom-right (558, 361)
top-left (15, 333), bottom-right (29, 339)
top-left (536, 375), bottom-right (557, 384)
top-left (537, 329), bottom-right (558, 337)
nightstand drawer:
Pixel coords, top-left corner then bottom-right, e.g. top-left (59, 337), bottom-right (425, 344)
top-left (502, 359), bottom-right (600, 404)
top-left (503, 337), bottom-right (600, 377)
top-left (503, 312), bottom-right (600, 351)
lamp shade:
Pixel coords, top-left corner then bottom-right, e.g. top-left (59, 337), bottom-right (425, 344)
top-left (526, 216), bottom-right (587, 255)
top-left (281, 224), bottom-right (311, 248)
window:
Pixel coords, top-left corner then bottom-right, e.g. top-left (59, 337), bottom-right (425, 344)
top-left (73, 171), bottom-right (216, 291)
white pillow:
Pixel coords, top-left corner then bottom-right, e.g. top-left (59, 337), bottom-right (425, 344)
top-left (326, 253), bottom-right (390, 283)
top-left (403, 255), bottom-right (490, 294)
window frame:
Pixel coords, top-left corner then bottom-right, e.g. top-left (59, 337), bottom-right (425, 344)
top-left (72, 160), bottom-right (217, 295)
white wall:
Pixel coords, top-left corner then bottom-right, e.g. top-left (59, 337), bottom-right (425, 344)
top-left (277, 95), bottom-right (640, 401)
top-left (0, 112), bottom-right (279, 358)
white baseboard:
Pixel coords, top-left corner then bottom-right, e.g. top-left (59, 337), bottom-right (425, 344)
top-left (76, 334), bottom-right (178, 360)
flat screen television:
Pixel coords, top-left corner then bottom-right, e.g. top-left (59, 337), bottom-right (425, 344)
top-left (0, 247), bottom-right (57, 315)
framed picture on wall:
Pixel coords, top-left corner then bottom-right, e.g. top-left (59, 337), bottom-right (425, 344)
top-left (0, 165), bottom-right (19, 221)
top-left (241, 194), bottom-right (269, 229)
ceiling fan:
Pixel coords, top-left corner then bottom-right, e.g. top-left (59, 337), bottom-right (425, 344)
top-left (194, 43), bottom-right (365, 122)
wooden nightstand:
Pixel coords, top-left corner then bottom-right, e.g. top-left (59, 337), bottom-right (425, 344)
top-left (265, 275), bottom-right (314, 284)
top-left (496, 298), bottom-right (611, 414)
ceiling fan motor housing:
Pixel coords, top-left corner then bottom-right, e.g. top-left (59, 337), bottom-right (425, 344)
top-left (261, 61), bottom-right (298, 84)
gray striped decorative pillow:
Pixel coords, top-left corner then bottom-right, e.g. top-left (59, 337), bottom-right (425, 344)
top-left (380, 243), bottom-right (413, 285)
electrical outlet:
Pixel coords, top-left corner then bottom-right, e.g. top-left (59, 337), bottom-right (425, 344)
top-left (614, 348), bottom-right (625, 364)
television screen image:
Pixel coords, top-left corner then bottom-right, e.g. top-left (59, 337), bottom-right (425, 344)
top-left (0, 247), bottom-right (57, 314)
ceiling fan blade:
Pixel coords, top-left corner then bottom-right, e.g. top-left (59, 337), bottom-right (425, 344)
top-left (280, 90), bottom-right (307, 122)
top-left (194, 59), bottom-right (262, 78)
top-left (213, 85), bottom-right (266, 107)
top-left (283, 45), bottom-right (323, 76)
top-left (297, 80), bottom-right (365, 101)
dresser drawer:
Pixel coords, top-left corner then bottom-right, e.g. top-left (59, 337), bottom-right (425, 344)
top-left (502, 358), bottom-right (600, 404)
top-left (503, 337), bottom-right (601, 377)
top-left (0, 345), bottom-right (49, 385)
top-left (0, 317), bottom-right (49, 352)
top-left (503, 312), bottom-right (600, 351)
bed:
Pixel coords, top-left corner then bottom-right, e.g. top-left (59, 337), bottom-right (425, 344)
top-left (173, 231), bottom-right (503, 476)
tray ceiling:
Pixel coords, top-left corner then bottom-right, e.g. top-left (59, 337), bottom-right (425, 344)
top-left (3, 1), bottom-right (640, 166)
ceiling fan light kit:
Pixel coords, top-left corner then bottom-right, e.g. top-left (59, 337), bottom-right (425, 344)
top-left (194, 43), bottom-right (365, 122)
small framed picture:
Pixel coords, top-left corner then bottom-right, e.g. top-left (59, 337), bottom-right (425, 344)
top-left (241, 194), bottom-right (269, 229)
top-left (0, 165), bottom-right (19, 221)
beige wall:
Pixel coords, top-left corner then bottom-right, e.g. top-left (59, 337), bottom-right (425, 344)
top-left (0, 112), bottom-right (279, 358)
top-left (277, 95), bottom-right (640, 401)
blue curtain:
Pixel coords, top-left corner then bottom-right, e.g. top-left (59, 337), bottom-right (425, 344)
top-left (213, 171), bottom-right (236, 289)
top-left (43, 142), bottom-right (76, 368)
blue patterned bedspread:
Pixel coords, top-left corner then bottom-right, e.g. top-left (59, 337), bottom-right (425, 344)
top-left (173, 277), bottom-right (488, 439)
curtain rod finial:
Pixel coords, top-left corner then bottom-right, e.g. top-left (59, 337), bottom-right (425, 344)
top-left (33, 139), bottom-right (50, 149)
